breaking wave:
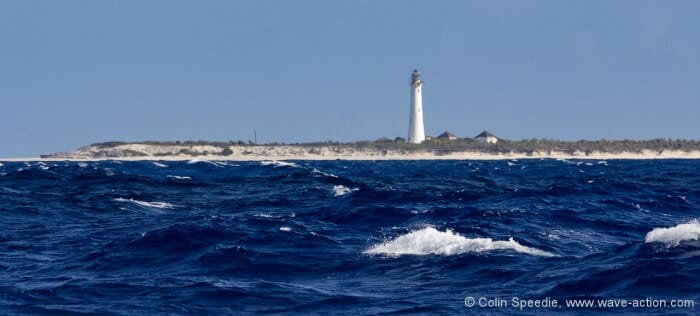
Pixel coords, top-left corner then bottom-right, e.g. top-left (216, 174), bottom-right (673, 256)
top-left (645, 219), bottom-right (700, 247)
top-left (187, 159), bottom-right (226, 167)
top-left (332, 185), bottom-right (358, 197)
top-left (114, 198), bottom-right (178, 209)
top-left (364, 227), bottom-right (556, 257)
top-left (260, 160), bottom-right (299, 168)
top-left (312, 168), bottom-right (338, 178)
top-left (166, 175), bottom-right (191, 180)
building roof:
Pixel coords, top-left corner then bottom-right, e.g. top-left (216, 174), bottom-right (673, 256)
top-left (475, 131), bottom-right (497, 138)
top-left (437, 131), bottom-right (457, 139)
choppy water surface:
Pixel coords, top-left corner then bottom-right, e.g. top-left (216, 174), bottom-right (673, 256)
top-left (0, 159), bottom-right (698, 314)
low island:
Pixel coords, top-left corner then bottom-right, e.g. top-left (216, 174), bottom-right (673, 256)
top-left (39, 138), bottom-right (700, 161)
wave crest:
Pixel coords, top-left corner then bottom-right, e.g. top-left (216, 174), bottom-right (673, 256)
top-left (260, 160), bottom-right (299, 168)
top-left (187, 159), bottom-right (227, 167)
top-left (364, 227), bottom-right (556, 257)
top-left (645, 220), bottom-right (700, 247)
top-left (167, 175), bottom-right (191, 180)
top-left (114, 198), bottom-right (177, 209)
top-left (333, 185), bottom-right (358, 197)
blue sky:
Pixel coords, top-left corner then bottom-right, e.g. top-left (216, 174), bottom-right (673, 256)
top-left (1, 1), bottom-right (699, 157)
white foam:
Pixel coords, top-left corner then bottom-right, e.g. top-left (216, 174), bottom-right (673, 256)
top-left (153, 162), bottom-right (168, 168)
top-left (167, 175), bottom-right (191, 180)
top-left (556, 158), bottom-right (576, 165)
top-left (114, 198), bottom-right (177, 209)
top-left (254, 212), bottom-right (294, 219)
top-left (645, 220), bottom-right (700, 247)
top-left (187, 159), bottom-right (226, 167)
top-left (260, 160), bottom-right (299, 168)
top-left (364, 227), bottom-right (556, 257)
top-left (333, 185), bottom-right (358, 197)
top-left (279, 226), bottom-right (292, 232)
top-left (78, 162), bottom-right (88, 168)
top-left (507, 161), bottom-right (516, 167)
top-left (312, 168), bottom-right (338, 178)
top-left (0, 162), bottom-right (4, 167)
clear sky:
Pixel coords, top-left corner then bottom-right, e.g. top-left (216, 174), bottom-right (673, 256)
top-left (1, 1), bottom-right (699, 157)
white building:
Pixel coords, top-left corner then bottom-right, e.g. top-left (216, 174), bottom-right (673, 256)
top-left (407, 69), bottom-right (425, 143)
top-left (475, 131), bottom-right (498, 144)
top-left (437, 131), bottom-right (458, 140)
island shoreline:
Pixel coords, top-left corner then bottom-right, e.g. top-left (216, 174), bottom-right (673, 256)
top-left (4, 151), bottom-right (700, 162)
top-left (9, 140), bottom-right (700, 161)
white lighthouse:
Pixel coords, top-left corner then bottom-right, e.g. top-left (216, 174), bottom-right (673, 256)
top-left (407, 69), bottom-right (426, 143)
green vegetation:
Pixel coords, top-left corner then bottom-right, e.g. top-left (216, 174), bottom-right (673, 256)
top-left (87, 138), bottom-right (700, 155)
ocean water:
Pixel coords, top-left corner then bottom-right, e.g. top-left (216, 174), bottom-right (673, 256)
top-left (0, 159), bottom-right (698, 315)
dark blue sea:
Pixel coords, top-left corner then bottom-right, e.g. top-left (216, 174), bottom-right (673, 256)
top-left (0, 159), bottom-right (699, 315)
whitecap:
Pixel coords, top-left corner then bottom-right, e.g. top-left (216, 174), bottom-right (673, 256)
top-left (645, 219), bottom-right (700, 247)
top-left (254, 212), bottom-right (294, 219)
top-left (114, 198), bottom-right (177, 209)
top-left (167, 175), bottom-right (191, 180)
top-left (312, 168), bottom-right (338, 178)
top-left (260, 160), bottom-right (299, 168)
top-left (279, 226), bottom-right (292, 232)
top-left (333, 185), bottom-right (358, 197)
top-left (78, 162), bottom-right (88, 168)
top-left (507, 161), bottom-right (516, 167)
top-left (0, 162), bottom-right (4, 167)
top-left (153, 162), bottom-right (168, 168)
top-left (364, 227), bottom-right (556, 257)
top-left (187, 159), bottom-right (225, 167)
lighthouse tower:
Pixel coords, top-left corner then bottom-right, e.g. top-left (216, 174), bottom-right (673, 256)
top-left (407, 69), bottom-right (426, 143)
